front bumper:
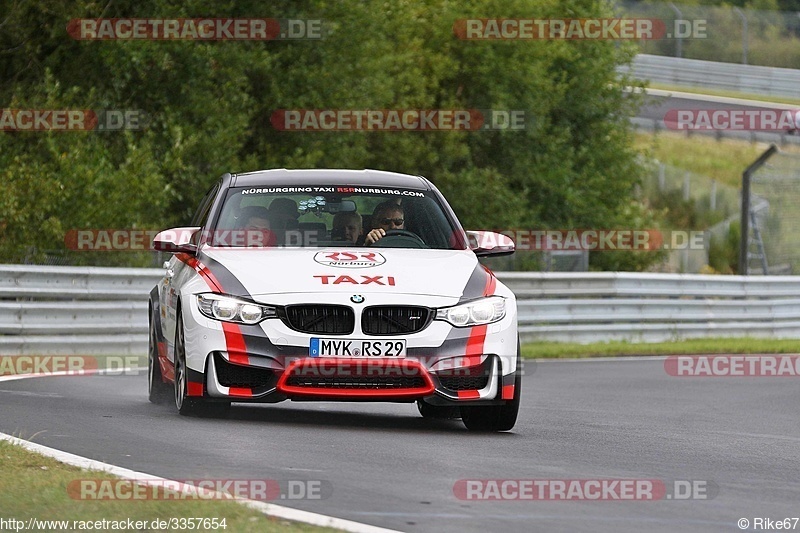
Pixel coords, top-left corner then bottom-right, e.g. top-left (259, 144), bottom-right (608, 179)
top-left (204, 351), bottom-right (512, 405)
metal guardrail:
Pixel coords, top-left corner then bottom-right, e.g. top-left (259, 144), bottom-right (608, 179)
top-left (1, 265), bottom-right (799, 354)
top-left (621, 54), bottom-right (800, 99)
top-left (0, 265), bottom-right (161, 355)
top-left (498, 271), bottom-right (800, 298)
top-left (498, 272), bottom-right (800, 343)
top-left (0, 264), bottom-right (162, 300)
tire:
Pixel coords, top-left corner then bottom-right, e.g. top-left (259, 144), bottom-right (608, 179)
top-left (417, 400), bottom-right (460, 420)
top-left (173, 310), bottom-right (231, 418)
top-left (148, 309), bottom-right (172, 405)
top-left (461, 343), bottom-right (522, 432)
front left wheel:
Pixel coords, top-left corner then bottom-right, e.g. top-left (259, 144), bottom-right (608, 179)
top-left (461, 344), bottom-right (522, 432)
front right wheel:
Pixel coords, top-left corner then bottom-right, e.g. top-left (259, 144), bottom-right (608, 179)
top-left (417, 400), bottom-right (460, 420)
top-left (173, 310), bottom-right (230, 418)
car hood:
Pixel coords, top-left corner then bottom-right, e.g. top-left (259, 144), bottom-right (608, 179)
top-left (198, 247), bottom-right (484, 299)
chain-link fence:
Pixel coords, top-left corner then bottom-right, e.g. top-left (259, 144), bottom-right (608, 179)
top-left (618, 1), bottom-right (800, 68)
top-left (639, 159), bottom-right (741, 273)
top-left (641, 161), bottom-right (740, 221)
top-left (746, 151), bottom-right (800, 274)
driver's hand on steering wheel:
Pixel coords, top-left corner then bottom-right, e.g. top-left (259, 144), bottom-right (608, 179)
top-left (364, 228), bottom-right (385, 245)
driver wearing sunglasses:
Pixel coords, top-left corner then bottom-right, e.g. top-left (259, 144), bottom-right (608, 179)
top-left (365, 200), bottom-right (405, 245)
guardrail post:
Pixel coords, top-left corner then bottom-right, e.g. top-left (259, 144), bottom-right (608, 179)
top-left (710, 179), bottom-right (717, 211)
top-left (683, 172), bottom-right (690, 201)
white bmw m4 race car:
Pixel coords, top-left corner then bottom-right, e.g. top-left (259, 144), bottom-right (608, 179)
top-left (148, 169), bottom-right (521, 431)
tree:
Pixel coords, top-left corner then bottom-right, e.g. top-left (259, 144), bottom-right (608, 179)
top-left (1, 0), bottom-right (654, 270)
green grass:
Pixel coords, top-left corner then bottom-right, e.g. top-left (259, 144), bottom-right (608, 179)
top-left (522, 337), bottom-right (800, 359)
top-left (647, 82), bottom-right (800, 107)
top-left (0, 439), bottom-right (339, 532)
top-left (633, 131), bottom-right (784, 188)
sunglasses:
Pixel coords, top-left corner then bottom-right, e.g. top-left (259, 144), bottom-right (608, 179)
top-left (380, 218), bottom-right (404, 226)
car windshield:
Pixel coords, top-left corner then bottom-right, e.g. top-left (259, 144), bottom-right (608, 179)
top-left (208, 185), bottom-right (465, 250)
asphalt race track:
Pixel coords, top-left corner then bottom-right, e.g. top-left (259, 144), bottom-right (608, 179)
top-left (636, 89), bottom-right (797, 124)
top-left (1, 358), bottom-right (798, 532)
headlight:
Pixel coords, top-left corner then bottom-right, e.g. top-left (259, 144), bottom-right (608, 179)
top-left (196, 294), bottom-right (277, 324)
top-left (435, 296), bottom-right (506, 327)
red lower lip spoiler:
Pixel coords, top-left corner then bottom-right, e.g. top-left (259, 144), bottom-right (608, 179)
top-left (276, 357), bottom-right (435, 397)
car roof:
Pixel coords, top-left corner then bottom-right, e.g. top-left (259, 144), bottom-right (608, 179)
top-left (231, 169), bottom-right (431, 190)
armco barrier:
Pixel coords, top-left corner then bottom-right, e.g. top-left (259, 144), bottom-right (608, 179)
top-left (1, 265), bottom-right (799, 354)
top-left (500, 272), bottom-right (800, 343)
top-left (0, 265), bottom-right (161, 355)
top-left (620, 54), bottom-right (800, 99)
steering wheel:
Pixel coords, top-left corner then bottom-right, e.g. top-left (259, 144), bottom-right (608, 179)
top-left (373, 229), bottom-right (427, 248)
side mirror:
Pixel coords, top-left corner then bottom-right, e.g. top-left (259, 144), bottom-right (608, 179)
top-left (466, 230), bottom-right (515, 257)
top-left (152, 227), bottom-right (200, 254)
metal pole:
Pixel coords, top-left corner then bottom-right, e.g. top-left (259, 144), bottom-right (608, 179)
top-left (739, 144), bottom-right (778, 274)
top-left (733, 7), bottom-right (748, 65)
top-left (710, 179), bottom-right (717, 211)
top-left (740, 170), bottom-right (750, 275)
top-left (669, 3), bottom-right (683, 58)
top-left (683, 171), bottom-right (690, 201)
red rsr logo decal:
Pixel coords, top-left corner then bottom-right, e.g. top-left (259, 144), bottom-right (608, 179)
top-left (324, 252), bottom-right (379, 262)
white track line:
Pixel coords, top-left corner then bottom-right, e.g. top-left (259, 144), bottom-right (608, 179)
top-left (0, 370), bottom-right (403, 533)
top-left (0, 366), bottom-right (148, 383)
top-left (534, 355), bottom-right (669, 363)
